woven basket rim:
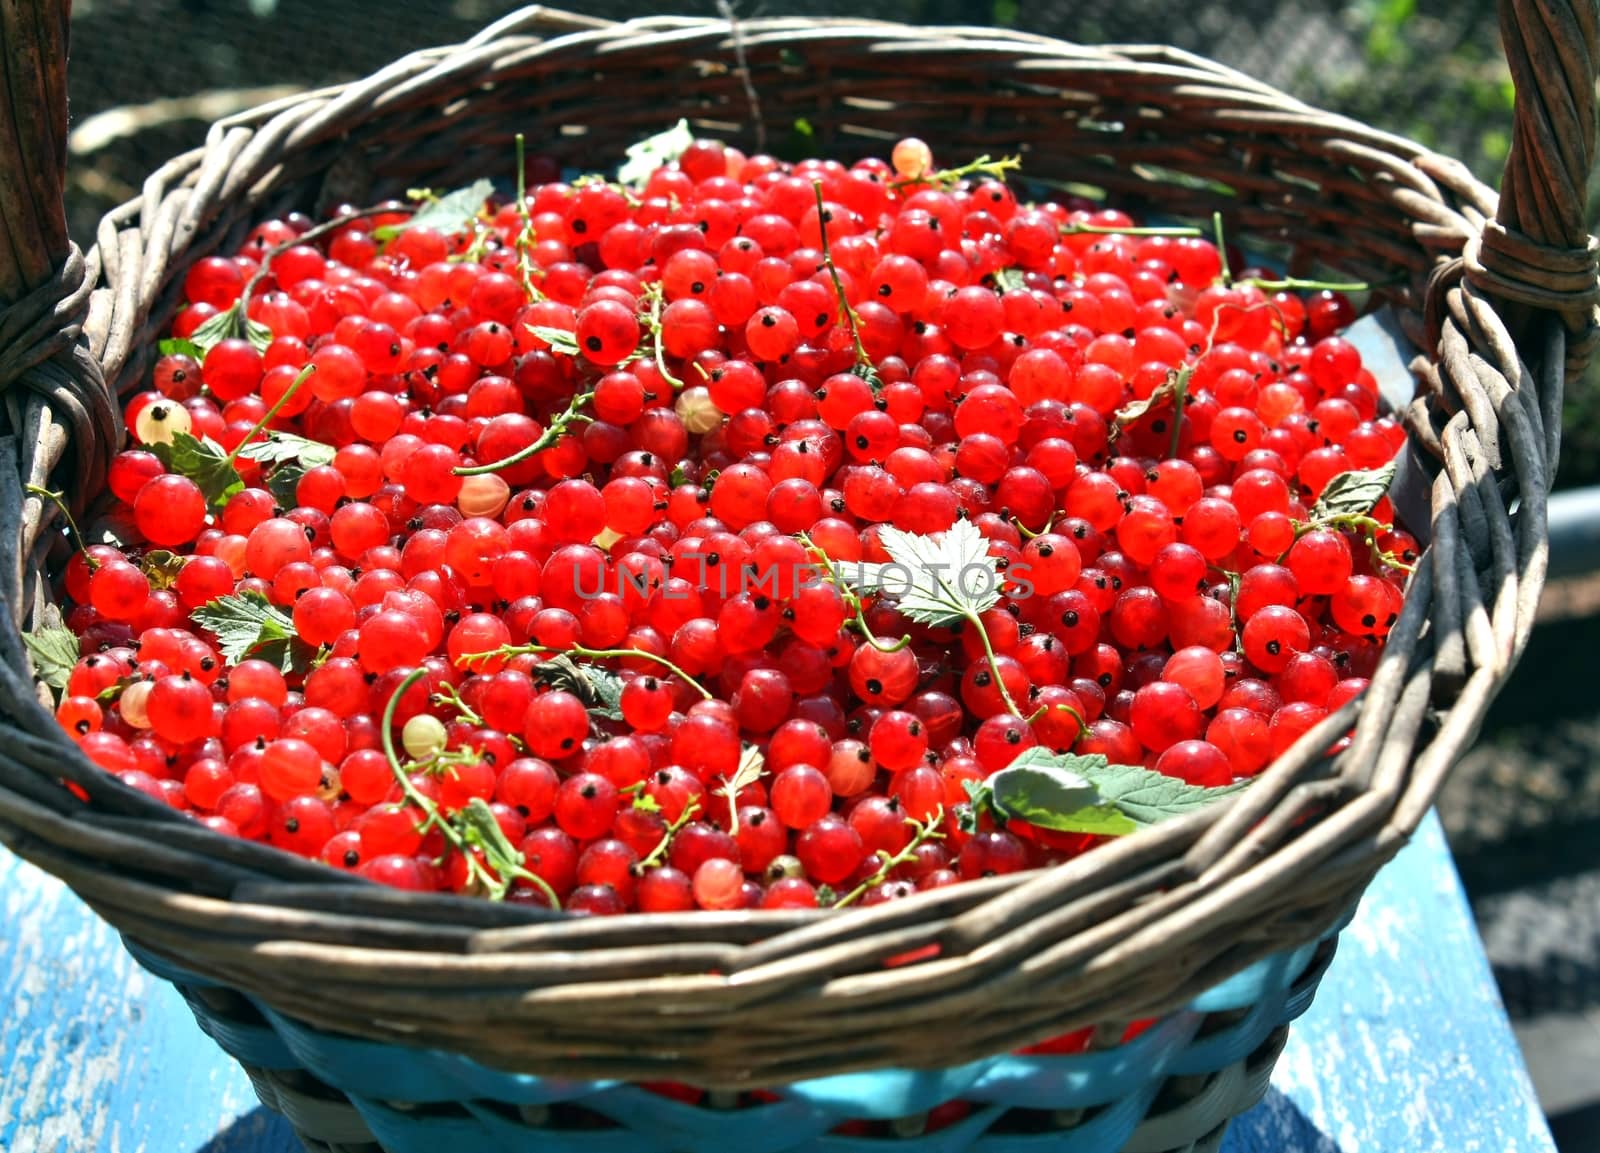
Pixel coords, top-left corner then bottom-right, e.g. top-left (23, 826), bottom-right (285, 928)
top-left (0, 2), bottom-right (1595, 1087)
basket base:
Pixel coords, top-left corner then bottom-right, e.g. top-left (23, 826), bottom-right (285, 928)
top-left (149, 932), bottom-right (1332, 1153)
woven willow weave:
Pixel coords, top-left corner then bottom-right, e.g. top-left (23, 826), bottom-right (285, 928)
top-left (0, 0), bottom-right (1594, 1090)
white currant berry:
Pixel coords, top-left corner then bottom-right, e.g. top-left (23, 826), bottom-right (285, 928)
top-left (134, 400), bottom-right (193, 446)
top-left (401, 714), bottom-right (447, 760)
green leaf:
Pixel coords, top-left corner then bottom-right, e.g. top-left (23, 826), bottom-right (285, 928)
top-left (528, 325), bottom-right (580, 355)
top-left (984, 752), bottom-right (1137, 836)
top-left (619, 119), bottom-right (695, 188)
top-left (264, 461), bottom-right (305, 509)
top-left (187, 302), bottom-right (273, 356)
top-left (668, 465), bottom-right (689, 489)
top-left (22, 626), bottom-right (80, 694)
top-left (531, 654), bottom-right (625, 721)
top-left (973, 748), bottom-right (1248, 835)
top-left (839, 519), bottom-right (1003, 628)
top-left (994, 267), bottom-right (1028, 294)
top-left (158, 338), bottom-right (203, 360)
top-left (234, 429), bottom-right (337, 469)
top-left (148, 431), bottom-right (243, 510)
top-left (719, 745), bottom-right (768, 833)
top-left (373, 179), bottom-right (494, 241)
top-left (1075, 754), bottom-right (1247, 826)
top-left (191, 591), bottom-right (310, 673)
top-left (139, 550), bottom-right (188, 590)
top-left (1311, 463), bottom-right (1397, 521)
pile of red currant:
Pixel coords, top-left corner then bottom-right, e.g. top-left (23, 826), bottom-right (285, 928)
top-left (42, 132), bottom-right (1414, 922)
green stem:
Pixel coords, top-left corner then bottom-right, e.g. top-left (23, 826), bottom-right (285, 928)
top-left (1062, 222), bottom-right (1203, 238)
top-left (810, 180), bottom-right (874, 378)
top-left (461, 641), bottom-right (713, 700)
top-left (240, 205), bottom-right (403, 318)
top-left (224, 364), bottom-right (317, 467)
top-left (431, 681), bottom-right (483, 725)
top-left (381, 668), bottom-right (561, 907)
top-left (636, 799), bottom-right (701, 871)
top-left (1167, 365), bottom-right (1191, 461)
top-left (832, 807), bottom-right (945, 908)
top-left (1213, 211), bottom-right (1232, 283)
top-left (797, 532), bottom-right (910, 653)
top-left (891, 154), bottom-right (1020, 190)
top-left (963, 605), bottom-right (1023, 719)
top-left (24, 485), bottom-right (96, 568)
top-left (454, 390), bottom-right (593, 476)
top-left (644, 284), bottom-right (684, 390)
top-left (1242, 277), bottom-right (1370, 294)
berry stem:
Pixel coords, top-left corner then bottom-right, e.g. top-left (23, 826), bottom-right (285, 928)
top-left (1213, 211), bottom-right (1231, 283)
top-left (453, 390), bottom-right (594, 476)
top-left (1167, 363), bottom-right (1192, 461)
top-left (642, 283), bottom-right (685, 390)
top-left (796, 531), bottom-right (911, 653)
top-left (380, 667), bottom-right (561, 907)
top-left (830, 807), bottom-right (945, 908)
top-left (718, 746), bottom-right (766, 837)
top-left (431, 681), bottom-right (483, 725)
top-left (891, 154), bottom-right (1020, 190)
top-left (239, 205), bottom-right (408, 319)
top-left (460, 641), bottom-right (714, 700)
top-left (1061, 222), bottom-right (1203, 238)
top-left (24, 484), bottom-right (96, 568)
top-left (810, 180), bottom-right (878, 385)
top-left (223, 364), bottom-right (317, 468)
top-left (636, 798), bottom-right (701, 871)
top-left (1241, 276), bottom-right (1371, 294)
top-left (962, 603), bottom-right (1024, 719)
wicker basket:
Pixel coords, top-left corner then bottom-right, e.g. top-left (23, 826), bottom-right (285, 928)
top-left (1, 4), bottom-right (1596, 1150)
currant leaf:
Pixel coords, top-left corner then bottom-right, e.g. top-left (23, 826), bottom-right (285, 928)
top-left (993, 267), bottom-right (1028, 294)
top-left (22, 625), bottom-right (80, 694)
top-left (148, 431), bottom-right (244, 510)
top-left (157, 337), bottom-right (203, 360)
top-left (840, 519), bottom-right (1003, 628)
top-left (719, 745), bottom-right (767, 835)
top-left (187, 302), bottom-right (273, 356)
top-left (531, 654), bottom-right (625, 721)
top-left (264, 461), bottom-right (306, 509)
top-left (191, 591), bottom-right (311, 673)
top-left (1310, 462), bottom-right (1397, 521)
top-left (977, 752), bottom-right (1137, 836)
top-left (618, 119), bottom-right (694, 189)
top-left (234, 429), bottom-right (337, 469)
top-left (373, 178), bottom-right (494, 241)
top-left (528, 325), bottom-right (581, 355)
top-left (139, 550), bottom-right (188, 590)
top-left (997, 748), bottom-right (1247, 829)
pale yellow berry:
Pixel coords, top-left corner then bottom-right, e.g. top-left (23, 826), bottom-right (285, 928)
top-left (457, 473), bottom-right (511, 519)
top-left (401, 713), bottom-right (447, 760)
top-left (891, 138), bottom-right (933, 180)
top-left (118, 679), bottom-right (153, 728)
top-left (675, 385), bottom-right (722, 435)
top-left (134, 400), bottom-right (193, 446)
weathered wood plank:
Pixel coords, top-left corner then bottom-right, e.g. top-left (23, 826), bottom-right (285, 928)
top-left (0, 812), bottom-right (1555, 1152)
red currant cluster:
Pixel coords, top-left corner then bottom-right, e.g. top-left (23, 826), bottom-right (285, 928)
top-left (45, 132), bottom-right (1413, 924)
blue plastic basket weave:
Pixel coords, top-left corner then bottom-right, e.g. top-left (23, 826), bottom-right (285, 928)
top-left (125, 913), bottom-right (1345, 1153)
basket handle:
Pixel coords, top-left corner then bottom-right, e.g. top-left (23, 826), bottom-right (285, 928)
top-left (1471, 0), bottom-right (1600, 338)
top-left (0, 0), bottom-right (115, 567)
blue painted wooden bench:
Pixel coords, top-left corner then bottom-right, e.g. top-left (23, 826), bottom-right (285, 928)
top-left (0, 812), bottom-right (1554, 1153)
